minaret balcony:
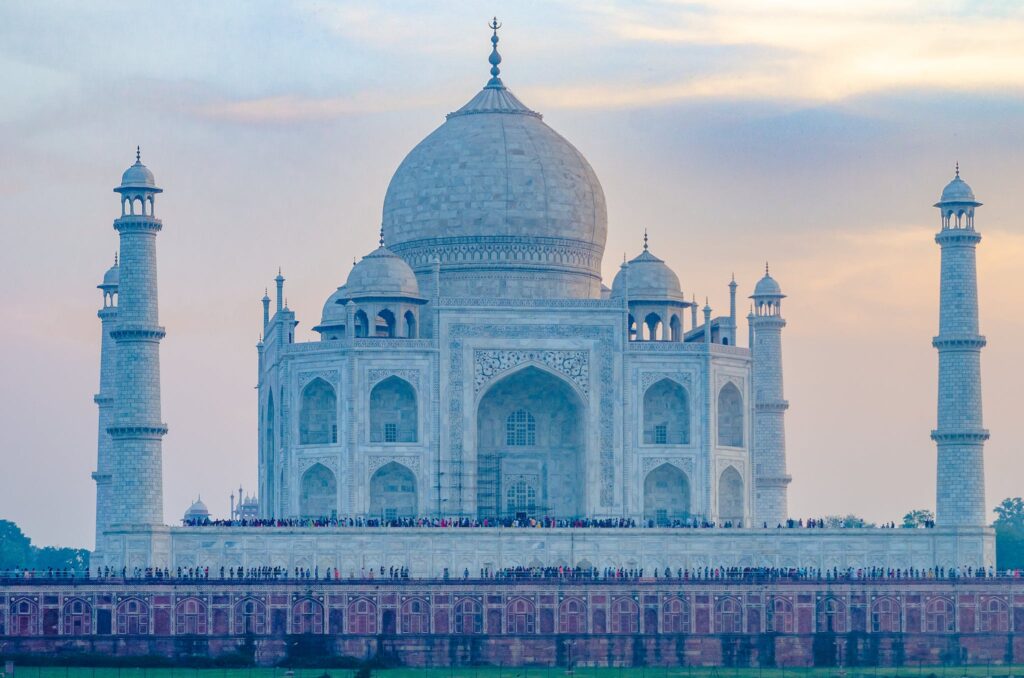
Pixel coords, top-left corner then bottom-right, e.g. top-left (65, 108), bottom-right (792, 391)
top-left (930, 429), bottom-right (990, 443)
top-left (931, 335), bottom-right (986, 350)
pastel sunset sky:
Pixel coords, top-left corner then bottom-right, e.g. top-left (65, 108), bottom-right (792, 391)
top-left (1, 1), bottom-right (1022, 547)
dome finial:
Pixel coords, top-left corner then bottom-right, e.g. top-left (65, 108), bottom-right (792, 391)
top-left (643, 229), bottom-right (649, 251)
top-left (379, 225), bottom-right (385, 248)
top-left (765, 261), bottom-right (770, 276)
top-left (136, 145), bottom-right (141, 163)
top-left (955, 161), bottom-right (960, 178)
top-left (486, 17), bottom-right (504, 89)
top-left (114, 252), bottom-right (118, 267)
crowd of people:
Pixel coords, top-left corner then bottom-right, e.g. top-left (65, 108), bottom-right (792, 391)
top-left (1, 564), bottom-right (1019, 584)
top-left (182, 515), bottom-right (936, 530)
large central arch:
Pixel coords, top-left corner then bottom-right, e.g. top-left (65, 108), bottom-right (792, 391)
top-left (475, 366), bottom-right (585, 520)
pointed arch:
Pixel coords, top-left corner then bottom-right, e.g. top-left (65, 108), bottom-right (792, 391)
top-left (669, 314), bottom-right (682, 341)
top-left (376, 308), bottom-right (396, 337)
top-left (264, 392), bottom-right (276, 514)
top-left (715, 596), bottom-right (743, 633)
top-left (454, 597), bottom-right (482, 634)
top-left (300, 377), bottom-right (337, 445)
top-left (718, 466), bottom-right (744, 524)
top-left (369, 376), bottom-right (417, 443)
top-left (401, 596), bottom-right (430, 633)
top-left (354, 309), bottom-right (369, 338)
top-left (291, 597), bottom-right (324, 634)
top-left (871, 596), bottom-right (901, 632)
top-left (63, 598), bottom-right (92, 635)
top-left (233, 597), bottom-right (267, 635)
top-left (662, 596), bottom-right (690, 633)
top-left (369, 461), bottom-right (417, 520)
top-left (717, 381), bottom-right (744, 447)
top-left (643, 378), bottom-right (689, 445)
top-left (475, 365), bottom-right (584, 519)
top-left (404, 310), bottom-right (417, 338)
top-left (644, 312), bottom-right (662, 341)
top-left (175, 597), bottom-right (207, 635)
top-left (300, 463), bottom-right (336, 518)
top-left (643, 463), bottom-right (691, 525)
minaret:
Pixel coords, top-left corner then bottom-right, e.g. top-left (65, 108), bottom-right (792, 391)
top-left (750, 264), bottom-right (791, 525)
top-left (92, 254), bottom-right (119, 557)
top-left (107, 148), bottom-right (167, 528)
top-left (932, 166), bottom-right (988, 527)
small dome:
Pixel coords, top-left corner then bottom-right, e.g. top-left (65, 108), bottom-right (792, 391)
top-left (319, 286), bottom-right (348, 327)
top-left (99, 261), bottom-right (119, 289)
top-left (115, 148), bottom-right (161, 193)
top-left (341, 244), bottom-right (422, 300)
top-left (611, 249), bottom-right (684, 302)
top-left (753, 272), bottom-right (783, 298)
top-left (184, 498), bottom-right (209, 521)
top-left (937, 174), bottom-right (977, 205)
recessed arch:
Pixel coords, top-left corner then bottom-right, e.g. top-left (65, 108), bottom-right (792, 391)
top-left (643, 378), bottom-right (689, 445)
top-left (644, 312), bottom-right (662, 341)
top-left (404, 310), bottom-right (417, 338)
top-left (643, 463), bottom-right (690, 525)
top-left (718, 466), bottom-right (744, 524)
top-left (300, 377), bottom-right (337, 445)
top-left (300, 463), bottom-right (336, 518)
top-left (669, 314), bottom-right (682, 342)
top-left (717, 381), bottom-right (744, 447)
top-left (354, 309), bottom-right (369, 338)
top-left (376, 308), bottom-right (396, 337)
top-left (369, 461), bottom-right (417, 520)
top-left (369, 376), bottom-right (417, 443)
top-left (475, 365), bottom-right (585, 520)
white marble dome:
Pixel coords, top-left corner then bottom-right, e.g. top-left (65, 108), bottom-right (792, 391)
top-left (753, 272), bottom-right (783, 297)
top-left (611, 249), bottom-right (684, 302)
top-left (938, 174), bottom-right (977, 204)
top-left (184, 498), bottom-right (209, 522)
top-left (381, 79), bottom-right (608, 299)
top-left (341, 244), bottom-right (422, 300)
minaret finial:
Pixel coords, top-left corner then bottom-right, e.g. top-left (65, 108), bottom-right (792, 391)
top-left (643, 229), bottom-right (649, 251)
top-left (486, 17), bottom-right (504, 88)
top-left (136, 146), bottom-right (141, 163)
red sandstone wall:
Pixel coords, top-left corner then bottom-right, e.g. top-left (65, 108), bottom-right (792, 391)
top-left (1, 579), bottom-right (1020, 667)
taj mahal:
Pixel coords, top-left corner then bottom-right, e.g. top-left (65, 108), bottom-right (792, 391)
top-left (90, 25), bottom-right (995, 575)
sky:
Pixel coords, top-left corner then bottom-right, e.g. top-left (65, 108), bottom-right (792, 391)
top-left (1, 0), bottom-right (1022, 549)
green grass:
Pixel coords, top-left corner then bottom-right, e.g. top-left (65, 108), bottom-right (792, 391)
top-left (6, 667), bottom-right (1024, 678)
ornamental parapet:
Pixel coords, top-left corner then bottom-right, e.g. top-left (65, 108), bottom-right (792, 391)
top-left (935, 228), bottom-right (982, 245)
top-left (439, 297), bottom-right (613, 309)
top-left (110, 324), bottom-right (166, 341)
top-left (627, 342), bottom-right (750, 358)
top-left (930, 429), bottom-right (990, 443)
top-left (756, 474), bottom-right (792, 487)
top-left (108, 423), bottom-right (169, 439)
top-left (751, 316), bottom-right (786, 329)
top-left (393, 235), bottom-right (604, 273)
top-left (91, 471), bottom-right (111, 483)
top-left (755, 400), bottom-right (789, 411)
top-left (113, 215), bottom-right (163, 232)
top-left (932, 335), bottom-right (986, 350)
top-left (94, 394), bottom-right (114, 405)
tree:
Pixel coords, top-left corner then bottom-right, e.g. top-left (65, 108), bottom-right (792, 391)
top-left (994, 497), bottom-right (1024, 571)
top-left (0, 520), bottom-right (90, 571)
top-left (902, 509), bottom-right (935, 528)
top-left (0, 520), bottom-right (34, 569)
top-left (34, 546), bottom-right (90, 571)
top-left (823, 514), bottom-right (875, 528)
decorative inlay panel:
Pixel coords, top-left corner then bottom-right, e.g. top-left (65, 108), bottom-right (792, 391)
top-left (297, 370), bottom-right (339, 389)
top-left (473, 350), bottom-right (589, 397)
top-left (641, 457), bottom-right (695, 476)
top-left (368, 455), bottom-right (421, 474)
top-left (367, 369), bottom-right (420, 389)
top-left (639, 371), bottom-right (692, 393)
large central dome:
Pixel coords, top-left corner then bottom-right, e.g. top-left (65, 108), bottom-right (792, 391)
top-left (382, 31), bottom-right (607, 299)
